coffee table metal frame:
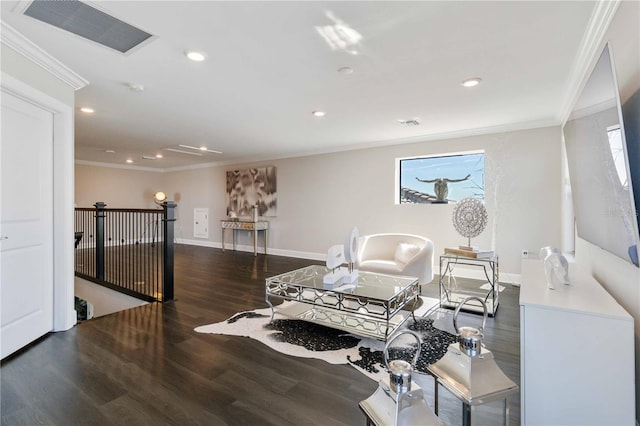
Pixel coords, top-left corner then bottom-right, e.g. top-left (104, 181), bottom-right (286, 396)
top-left (265, 265), bottom-right (420, 341)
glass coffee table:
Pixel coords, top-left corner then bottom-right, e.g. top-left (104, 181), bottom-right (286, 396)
top-left (265, 265), bottom-right (420, 341)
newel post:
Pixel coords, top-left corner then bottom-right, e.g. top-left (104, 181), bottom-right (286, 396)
top-left (162, 201), bottom-right (177, 301)
top-left (94, 202), bottom-right (106, 281)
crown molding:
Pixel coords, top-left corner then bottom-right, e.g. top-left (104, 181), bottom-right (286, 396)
top-left (247, 116), bottom-right (561, 163)
top-left (81, 116), bottom-right (560, 174)
top-left (164, 160), bottom-right (227, 173)
top-left (557, 0), bottom-right (620, 124)
top-left (75, 160), bottom-right (165, 173)
top-left (167, 116), bottom-right (561, 172)
top-left (0, 21), bottom-right (89, 90)
top-left (75, 158), bottom-right (231, 173)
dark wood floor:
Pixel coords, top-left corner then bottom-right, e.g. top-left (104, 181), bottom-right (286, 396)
top-left (1, 245), bottom-right (520, 425)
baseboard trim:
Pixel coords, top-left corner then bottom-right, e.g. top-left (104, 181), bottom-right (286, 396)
top-left (178, 238), bottom-right (221, 249)
top-left (177, 239), bottom-right (324, 261)
top-left (176, 239), bottom-right (521, 285)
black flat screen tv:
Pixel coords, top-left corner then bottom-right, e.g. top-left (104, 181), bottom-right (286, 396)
top-left (564, 43), bottom-right (639, 267)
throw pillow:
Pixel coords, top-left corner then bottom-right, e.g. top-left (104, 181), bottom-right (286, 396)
top-left (395, 243), bottom-right (420, 264)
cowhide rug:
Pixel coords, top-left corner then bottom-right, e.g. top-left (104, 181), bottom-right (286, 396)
top-left (195, 299), bottom-right (514, 424)
top-left (194, 297), bottom-right (456, 386)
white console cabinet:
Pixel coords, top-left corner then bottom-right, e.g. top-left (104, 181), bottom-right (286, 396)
top-left (519, 259), bottom-right (635, 426)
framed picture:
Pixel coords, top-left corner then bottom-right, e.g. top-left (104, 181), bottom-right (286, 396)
top-left (226, 166), bottom-right (277, 217)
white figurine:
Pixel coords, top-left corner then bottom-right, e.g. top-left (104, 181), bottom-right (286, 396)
top-left (323, 244), bottom-right (347, 285)
top-left (539, 246), bottom-right (570, 289)
top-left (343, 227), bottom-right (359, 282)
top-left (326, 244), bottom-right (346, 270)
top-left (323, 227), bottom-right (360, 286)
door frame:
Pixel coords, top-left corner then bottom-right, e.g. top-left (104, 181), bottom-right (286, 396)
top-left (1, 72), bottom-right (76, 332)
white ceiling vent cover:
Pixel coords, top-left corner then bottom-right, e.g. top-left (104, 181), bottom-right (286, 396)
top-left (399, 119), bottom-right (421, 127)
top-left (23, 0), bottom-right (154, 54)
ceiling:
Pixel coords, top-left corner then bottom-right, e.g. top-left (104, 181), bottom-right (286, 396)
top-left (1, 1), bottom-right (598, 170)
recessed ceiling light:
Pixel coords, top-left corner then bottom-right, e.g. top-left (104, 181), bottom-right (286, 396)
top-left (461, 77), bottom-right (482, 88)
top-left (312, 111), bottom-right (326, 117)
top-left (185, 50), bottom-right (206, 62)
top-left (105, 149), bottom-right (116, 153)
top-left (155, 154), bottom-right (163, 158)
top-left (80, 107), bottom-right (95, 113)
top-left (126, 159), bottom-right (133, 163)
top-left (338, 66), bottom-right (354, 75)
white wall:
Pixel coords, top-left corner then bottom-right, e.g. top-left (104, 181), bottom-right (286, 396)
top-left (160, 125), bottom-right (562, 279)
top-left (151, 166), bottom-right (224, 244)
top-left (75, 164), bottom-right (166, 209)
top-left (77, 125), bottom-right (562, 280)
top-left (570, 1), bottom-right (640, 420)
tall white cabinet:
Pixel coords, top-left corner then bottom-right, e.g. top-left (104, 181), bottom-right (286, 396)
top-left (519, 259), bottom-right (635, 425)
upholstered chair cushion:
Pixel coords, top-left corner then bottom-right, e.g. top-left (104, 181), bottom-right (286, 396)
top-left (356, 234), bottom-right (434, 284)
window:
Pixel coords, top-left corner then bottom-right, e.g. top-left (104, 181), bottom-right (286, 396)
top-left (398, 151), bottom-right (484, 204)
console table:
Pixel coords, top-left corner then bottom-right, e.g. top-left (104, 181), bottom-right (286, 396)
top-left (221, 220), bottom-right (269, 256)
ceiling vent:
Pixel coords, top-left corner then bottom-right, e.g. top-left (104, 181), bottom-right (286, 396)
top-left (398, 119), bottom-right (421, 127)
top-left (22, 0), bottom-right (154, 54)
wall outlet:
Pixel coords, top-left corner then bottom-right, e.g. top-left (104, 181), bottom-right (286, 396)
top-left (521, 249), bottom-right (529, 258)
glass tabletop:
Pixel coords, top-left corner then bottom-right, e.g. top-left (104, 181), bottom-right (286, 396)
top-left (440, 254), bottom-right (498, 262)
top-left (266, 265), bottom-right (418, 301)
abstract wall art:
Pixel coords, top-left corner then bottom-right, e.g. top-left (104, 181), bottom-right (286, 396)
top-left (226, 166), bottom-right (277, 217)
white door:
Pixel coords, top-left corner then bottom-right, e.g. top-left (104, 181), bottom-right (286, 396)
top-left (1, 91), bottom-right (54, 359)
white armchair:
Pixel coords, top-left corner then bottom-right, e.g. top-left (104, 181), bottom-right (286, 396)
top-left (356, 233), bottom-right (434, 284)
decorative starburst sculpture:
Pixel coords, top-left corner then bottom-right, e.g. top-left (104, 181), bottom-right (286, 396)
top-left (452, 197), bottom-right (488, 247)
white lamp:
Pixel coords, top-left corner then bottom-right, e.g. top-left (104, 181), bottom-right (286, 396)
top-left (153, 191), bottom-right (167, 206)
